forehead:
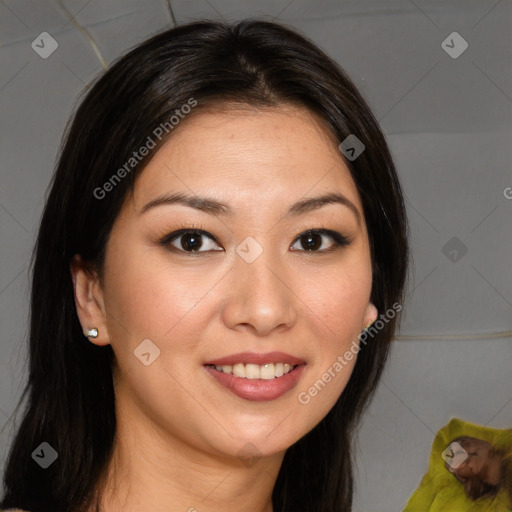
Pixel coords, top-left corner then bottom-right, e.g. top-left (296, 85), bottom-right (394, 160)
top-left (131, 104), bottom-right (363, 215)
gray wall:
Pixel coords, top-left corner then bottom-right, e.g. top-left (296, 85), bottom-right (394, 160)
top-left (1, 1), bottom-right (511, 511)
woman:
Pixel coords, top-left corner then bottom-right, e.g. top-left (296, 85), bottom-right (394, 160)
top-left (1, 19), bottom-right (409, 512)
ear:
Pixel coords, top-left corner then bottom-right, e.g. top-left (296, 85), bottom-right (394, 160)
top-left (362, 302), bottom-right (378, 331)
top-left (70, 254), bottom-right (110, 346)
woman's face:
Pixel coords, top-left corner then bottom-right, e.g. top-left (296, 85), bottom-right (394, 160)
top-left (78, 104), bottom-right (377, 460)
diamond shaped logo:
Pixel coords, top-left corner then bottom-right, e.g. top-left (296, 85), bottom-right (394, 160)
top-left (31, 32), bottom-right (59, 59)
top-left (339, 134), bottom-right (365, 161)
top-left (442, 441), bottom-right (468, 469)
top-left (442, 236), bottom-right (468, 263)
top-left (134, 338), bottom-right (161, 366)
top-left (236, 236), bottom-right (263, 263)
top-left (237, 442), bottom-right (262, 467)
top-left (31, 441), bottom-right (58, 469)
top-left (441, 32), bottom-right (468, 59)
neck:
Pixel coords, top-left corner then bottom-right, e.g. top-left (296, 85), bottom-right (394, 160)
top-left (93, 382), bottom-right (281, 512)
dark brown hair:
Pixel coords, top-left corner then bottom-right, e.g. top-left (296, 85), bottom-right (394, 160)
top-left (1, 19), bottom-right (409, 512)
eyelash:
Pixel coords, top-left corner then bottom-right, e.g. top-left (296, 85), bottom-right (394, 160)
top-left (159, 223), bottom-right (351, 255)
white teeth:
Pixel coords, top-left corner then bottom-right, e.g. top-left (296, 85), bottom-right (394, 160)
top-left (212, 362), bottom-right (298, 379)
top-left (245, 363), bottom-right (260, 379)
top-left (232, 363), bottom-right (245, 378)
top-left (260, 363), bottom-right (275, 380)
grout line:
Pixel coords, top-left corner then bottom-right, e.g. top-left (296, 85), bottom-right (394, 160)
top-left (202, 0), bottom-right (225, 20)
top-left (471, 59), bottom-right (512, 104)
top-left (271, 0), bottom-right (297, 22)
top-left (394, 330), bottom-right (512, 341)
top-left (0, 61), bottom-right (29, 93)
top-left (165, 0), bottom-right (177, 26)
top-left (2, 0), bottom-right (30, 28)
top-left (407, 0), bottom-right (439, 29)
top-left (471, 0), bottom-right (504, 29)
top-left (56, 0), bottom-right (107, 70)
top-left (471, 265), bottom-right (512, 309)
top-left (378, 60), bottom-right (440, 123)
top-left (485, 396), bottom-right (512, 426)
top-left (381, 381), bottom-right (437, 436)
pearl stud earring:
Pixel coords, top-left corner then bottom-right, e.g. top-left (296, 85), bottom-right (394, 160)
top-left (85, 328), bottom-right (99, 339)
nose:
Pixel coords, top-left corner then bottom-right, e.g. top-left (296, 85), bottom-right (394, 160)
top-left (221, 247), bottom-right (298, 336)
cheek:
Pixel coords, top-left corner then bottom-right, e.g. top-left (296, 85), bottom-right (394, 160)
top-left (294, 261), bottom-right (372, 418)
top-left (103, 244), bottom-right (218, 341)
top-left (323, 278), bottom-right (368, 330)
top-left (301, 258), bottom-right (372, 346)
top-left (102, 255), bottom-right (168, 339)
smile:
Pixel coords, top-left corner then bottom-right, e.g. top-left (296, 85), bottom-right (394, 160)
top-left (205, 362), bottom-right (297, 380)
top-left (204, 363), bottom-right (307, 402)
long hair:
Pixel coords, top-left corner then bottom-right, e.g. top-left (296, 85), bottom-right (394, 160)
top-left (1, 19), bottom-right (409, 512)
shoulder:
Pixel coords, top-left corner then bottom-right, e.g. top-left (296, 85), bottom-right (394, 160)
top-left (2, 509), bottom-right (31, 512)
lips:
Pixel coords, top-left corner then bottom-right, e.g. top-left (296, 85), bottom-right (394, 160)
top-left (204, 363), bottom-right (306, 401)
top-left (203, 351), bottom-right (305, 366)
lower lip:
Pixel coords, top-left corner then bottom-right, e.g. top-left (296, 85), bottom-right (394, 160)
top-left (204, 364), bottom-right (306, 402)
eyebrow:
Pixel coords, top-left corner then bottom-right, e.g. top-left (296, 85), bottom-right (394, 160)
top-left (140, 191), bottom-right (361, 225)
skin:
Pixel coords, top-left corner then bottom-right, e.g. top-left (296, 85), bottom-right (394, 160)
top-left (71, 104), bottom-right (378, 512)
top-left (446, 438), bottom-right (503, 499)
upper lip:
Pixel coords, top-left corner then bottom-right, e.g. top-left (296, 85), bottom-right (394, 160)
top-left (204, 351), bottom-right (305, 366)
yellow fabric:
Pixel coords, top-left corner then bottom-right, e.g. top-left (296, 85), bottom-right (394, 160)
top-left (403, 418), bottom-right (512, 512)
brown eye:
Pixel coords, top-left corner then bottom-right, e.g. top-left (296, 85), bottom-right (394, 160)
top-left (162, 230), bottom-right (223, 253)
top-left (290, 229), bottom-right (350, 252)
top-left (179, 232), bottom-right (203, 251)
top-left (300, 232), bottom-right (322, 250)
